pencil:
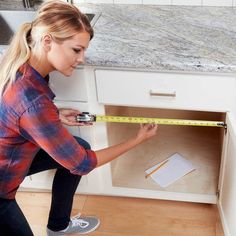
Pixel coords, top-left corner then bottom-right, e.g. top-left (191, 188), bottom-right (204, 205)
top-left (145, 159), bottom-right (169, 179)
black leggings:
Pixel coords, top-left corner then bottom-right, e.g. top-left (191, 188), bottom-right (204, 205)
top-left (0, 136), bottom-right (90, 236)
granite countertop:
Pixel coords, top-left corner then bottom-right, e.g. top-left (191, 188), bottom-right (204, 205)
top-left (0, 1), bottom-right (42, 10)
top-left (81, 4), bottom-right (236, 73)
top-left (1, 3), bottom-right (236, 73)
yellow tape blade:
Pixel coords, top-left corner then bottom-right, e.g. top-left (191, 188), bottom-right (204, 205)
top-left (96, 115), bottom-right (225, 128)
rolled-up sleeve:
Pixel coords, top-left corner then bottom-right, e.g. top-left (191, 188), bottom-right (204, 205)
top-left (18, 96), bottom-right (97, 175)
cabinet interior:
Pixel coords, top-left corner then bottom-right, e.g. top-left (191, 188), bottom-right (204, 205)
top-left (105, 106), bottom-right (225, 195)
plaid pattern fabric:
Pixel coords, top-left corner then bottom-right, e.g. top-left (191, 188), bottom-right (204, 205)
top-left (0, 63), bottom-right (97, 199)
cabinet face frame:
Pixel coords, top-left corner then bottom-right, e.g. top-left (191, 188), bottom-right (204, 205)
top-left (217, 113), bottom-right (236, 236)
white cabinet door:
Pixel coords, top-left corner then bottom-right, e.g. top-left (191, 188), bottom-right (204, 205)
top-left (218, 113), bottom-right (236, 236)
top-left (50, 68), bottom-right (88, 102)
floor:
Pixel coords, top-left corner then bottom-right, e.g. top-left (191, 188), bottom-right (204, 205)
top-left (16, 191), bottom-right (224, 236)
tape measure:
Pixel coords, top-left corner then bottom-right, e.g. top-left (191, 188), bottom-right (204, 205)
top-left (76, 112), bottom-right (226, 128)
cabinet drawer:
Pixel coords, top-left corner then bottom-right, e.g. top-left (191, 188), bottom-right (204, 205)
top-left (95, 70), bottom-right (235, 111)
top-left (50, 69), bottom-right (88, 102)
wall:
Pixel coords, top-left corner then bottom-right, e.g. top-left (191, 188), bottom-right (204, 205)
top-left (73, 0), bottom-right (235, 6)
top-left (1, 0), bottom-right (234, 8)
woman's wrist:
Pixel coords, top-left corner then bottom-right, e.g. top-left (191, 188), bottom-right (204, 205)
top-left (133, 134), bottom-right (147, 146)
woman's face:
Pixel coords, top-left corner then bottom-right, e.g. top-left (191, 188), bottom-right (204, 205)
top-left (48, 31), bottom-right (90, 76)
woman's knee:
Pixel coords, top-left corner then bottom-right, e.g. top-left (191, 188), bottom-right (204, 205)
top-left (73, 136), bottom-right (91, 150)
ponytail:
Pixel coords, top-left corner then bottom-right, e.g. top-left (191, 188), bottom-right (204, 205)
top-left (0, 0), bottom-right (94, 96)
top-left (0, 22), bottom-right (32, 95)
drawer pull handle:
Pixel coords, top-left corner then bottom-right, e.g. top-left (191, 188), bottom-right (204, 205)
top-left (149, 90), bottom-right (176, 97)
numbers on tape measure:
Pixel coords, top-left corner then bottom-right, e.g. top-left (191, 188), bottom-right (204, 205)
top-left (96, 115), bottom-right (225, 128)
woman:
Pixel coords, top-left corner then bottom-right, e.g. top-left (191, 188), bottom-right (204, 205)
top-left (0, 1), bottom-right (158, 235)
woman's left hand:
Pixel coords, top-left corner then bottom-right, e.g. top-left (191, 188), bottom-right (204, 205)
top-left (59, 108), bottom-right (92, 126)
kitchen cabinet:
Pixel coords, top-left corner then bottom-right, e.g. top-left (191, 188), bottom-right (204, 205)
top-left (92, 69), bottom-right (233, 202)
top-left (20, 66), bottom-right (236, 236)
top-left (92, 68), bottom-right (236, 236)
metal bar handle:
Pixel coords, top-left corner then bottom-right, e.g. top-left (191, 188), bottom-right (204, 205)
top-left (149, 90), bottom-right (176, 97)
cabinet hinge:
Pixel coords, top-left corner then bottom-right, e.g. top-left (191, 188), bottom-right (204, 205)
top-left (216, 189), bottom-right (220, 199)
top-left (224, 124), bottom-right (228, 134)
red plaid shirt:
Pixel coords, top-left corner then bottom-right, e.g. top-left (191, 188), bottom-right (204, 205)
top-left (0, 63), bottom-right (97, 199)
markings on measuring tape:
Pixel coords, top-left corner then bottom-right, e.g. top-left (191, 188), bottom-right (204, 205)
top-left (76, 112), bottom-right (226, 128)
top-left (96, 115), bottom-right (225, 127)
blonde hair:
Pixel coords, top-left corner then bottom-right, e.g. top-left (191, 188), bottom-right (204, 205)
top-left (0, 0), bottom-right (93, 95)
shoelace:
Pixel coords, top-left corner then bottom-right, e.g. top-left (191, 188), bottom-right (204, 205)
top-left (71, 215), bottom-right (89, 229)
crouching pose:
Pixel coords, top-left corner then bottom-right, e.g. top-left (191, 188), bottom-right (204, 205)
top-left (0, 1), bottom-right (158, 235)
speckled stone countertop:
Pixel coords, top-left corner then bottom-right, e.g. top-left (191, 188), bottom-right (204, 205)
top-left (80, 4), bottom-right (236, 73)
top-left (1, 3), bottom-right (236, 73)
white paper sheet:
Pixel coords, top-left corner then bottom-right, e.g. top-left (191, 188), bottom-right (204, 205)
top-left (145, 153), bottom-right (196, 188)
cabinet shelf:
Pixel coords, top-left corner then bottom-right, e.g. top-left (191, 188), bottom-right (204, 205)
top-left (105, 106), bottom-right (225, 196)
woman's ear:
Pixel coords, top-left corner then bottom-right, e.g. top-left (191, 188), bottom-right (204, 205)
top-left (42, 34), bottom-right (52, 52)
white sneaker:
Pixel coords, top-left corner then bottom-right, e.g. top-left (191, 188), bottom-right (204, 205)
top-left (47, 214), bottom-right (100, 235)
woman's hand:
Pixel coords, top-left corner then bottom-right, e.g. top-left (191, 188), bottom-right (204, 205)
top-left (59, 108), bottom-right (92, 126)
top-left (136, 123), bottom-right (158, 143)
